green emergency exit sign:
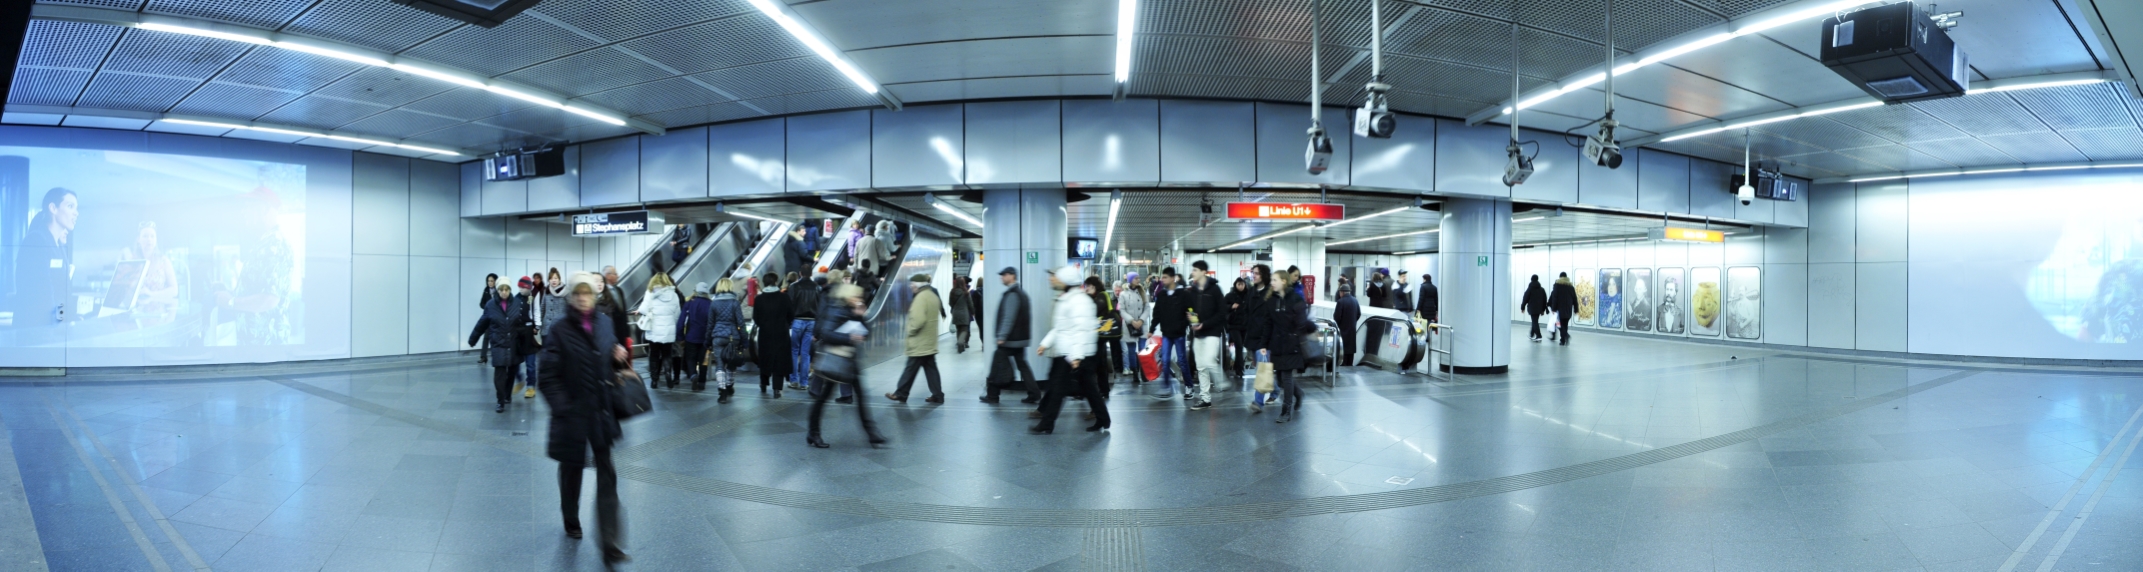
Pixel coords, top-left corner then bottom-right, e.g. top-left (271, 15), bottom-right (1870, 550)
top-left (1477, 255), bottom-right (1489, 266)
top-left (1025, 251), bottom-right (1039, 264)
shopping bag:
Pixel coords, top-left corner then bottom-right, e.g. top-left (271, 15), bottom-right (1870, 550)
top-left (1253, 351), bottom-right (1276, 393)
top-left (1136, 334), bottom-right (1163, 382)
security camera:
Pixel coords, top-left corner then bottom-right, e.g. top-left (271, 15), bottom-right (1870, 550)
top-left (1199, 198), bottom-right (1214, 214)
top-left (1737, 183), bottom-right (1756, 206)
top-left (1305, 125), bottom-right (1334, 175)
top-left (1353, 82), bottom-right (1396, 139)
top-left (1583, 119), bottom-right (1622, 169)
top-left (1502, 143), bottom-right (1534, 187)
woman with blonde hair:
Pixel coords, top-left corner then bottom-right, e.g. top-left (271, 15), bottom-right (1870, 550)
top-left (636, 272), bottom-right (683, 388)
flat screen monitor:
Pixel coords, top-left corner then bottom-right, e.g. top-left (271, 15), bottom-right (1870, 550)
top-left (1069, 237), bottom-right (1099, 259)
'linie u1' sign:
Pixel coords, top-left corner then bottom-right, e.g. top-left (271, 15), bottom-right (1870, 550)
top-left (1224, 202), bottom-right (1345, 221)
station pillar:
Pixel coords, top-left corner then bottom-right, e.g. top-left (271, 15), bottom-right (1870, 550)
top-left (1271, 235), bottom-right (1327, 300)
top-left (1436, 198), bottom-right (1512, 374)
top-left (981, 188), bottom-right (1066, 375)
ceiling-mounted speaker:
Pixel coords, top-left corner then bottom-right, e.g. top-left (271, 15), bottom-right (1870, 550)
top-left (391, 0), bottom-right (546, 28)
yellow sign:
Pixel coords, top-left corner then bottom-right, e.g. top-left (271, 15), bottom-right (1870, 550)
top-left (1653, 227), bottom-right (1724, 243)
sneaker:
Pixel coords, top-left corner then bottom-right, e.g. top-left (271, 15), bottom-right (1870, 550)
top-left (524, 387), bottom-right (536, 398)
top-left (1250, 400), bottom-right (1264, 413)
top-left (1190, 401), bottom-right (1213, 410)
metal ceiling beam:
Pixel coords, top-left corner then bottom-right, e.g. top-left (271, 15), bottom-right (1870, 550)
top-left (1462, 0), bottom-right (1890, 127)
top-left (28, 4), bottom-right (667, 136)
top-left (1624, 70), bottom-right (2121, 147)
top-left (2071, 0), bottom-right (2143, 99)
top-left (3, 104), bottom-right (477, 156)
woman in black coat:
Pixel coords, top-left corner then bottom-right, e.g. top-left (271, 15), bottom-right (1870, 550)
top-left (1222, 278), bottom-right (1253, 380)
top-left (1257, 272), bottom-right (1313, 423)
top-left (470, 283), bottom-right (526, 413)
top-left (752, 272), bottom-right (795, 397)
top-left (807, 284), bottom-right (884, 448)
top-left (538, 274), bottom-right (628, 564)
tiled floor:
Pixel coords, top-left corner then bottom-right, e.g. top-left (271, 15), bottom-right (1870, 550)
top-left (4, 331), bottom-right (2142, 571)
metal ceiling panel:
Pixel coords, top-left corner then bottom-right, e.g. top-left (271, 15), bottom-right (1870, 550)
top-left (170, 82), bottom-right (304, 117)
top-left (1942, 0), bottom-right (2102, 78)
top-left (258, 95), bottom-right (390, 129)
top-left (1818, 105), bottom-right (1967, 143)
top-left (554, 122), bottom-right (639, 143)
top-left (144, 0), bottom-right (311, 29)
top-left (1384, 10), bottom-right (1558, 77)
top-left (403, 88), bottom-right (536, 121)
top-left (618, 17), bottom-right (808, 76)
top-left (213, 48), bottom-right (365, 93)
top-left (1746, 15), bottom-right (1824, 62)
top-left (281, 0), bottom-right (463, 54)
top-left (222, 128), bottom-right (308, 143)
top-left (1144, 0), bottom-right (1373, 47)
top-left (19, 20), bottom-right (119, 70)
top-left (1136, 35), bottom-right (1313, 82)
top-left (1740, 128), bottom-right (1827, 158)
top-left (527, 0), bottom-right (751, 43)
top-left (1485, 0), bottom-right (1723, 52)
top-left (1834, 144), bottom-right (1954, 172)
top-left (1772, 151), bottom-right (1883, 177)
top-left (37, 0), bottom-right (145, 9)
top-left (690, 58), bottom-right (848, 101)
top-left (399, 16), bottom-right (599, 78)
top-left (420, 122), bottom-right (545, 149)
top-left (848, 36), bottom-right (1114, 86)
top-left (1368, 53), bottom-right (1533, 105)
top-left (781, 89), bottom-right (882, 115)
top-left (1385, 90), bottom-right (1504, 120)
top-left (798, 0), bottom-right (1110, 50)
top-left (479, 106), bottom-right (595, 138)
top-left (581, 77), bottom-right (726, 116)
top-left (1660, 32), bottom-right (1865, 107)
top-left (1128, 73), bottom-right (1262, 99)
top-left (7, 68), bottom-right (92, 106)
top-left (2057, 127), bottom-right (2143, 161)
top-left (1523, 89), bottom-right (1700, 134)
top-left (337, 109), bottom-right (468, 139)
top-left (74, 72), bottom-right (196, 111)
top-left (1910, 93), bottom-right (2055, 137)
top-left (2, 112), bottom-right (66, 125)
top-left (1759, 118), bottom-right (1896, 151)
top-left (310, 67), bottom-right (457, 108)
top-left (1905, 137), bottom-right (2017, 166)
top-left (1972, 131), bottom-right (2088, 163)
top-left (498, 48), bottom-right (674, 97)
top-left (141, 117), bottom-right (228, 134)
top-left (1587, 64), bottom-right (1791, 121)
top-left (888, 75), bottom-right (1113, 104)
top-left (2004, 83), bottom-right (2138, 131)
top-left (104, 28), bottom-right (251, 79)
top-left (636, 101), bottom-right (762, 130)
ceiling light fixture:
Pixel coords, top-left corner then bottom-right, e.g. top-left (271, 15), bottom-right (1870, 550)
top-left (1217, 223), bottom-right (1318, 251)
top-left (924, 193), bottom-right (983, 228)
top-left (1841, 160), bottom-right (2143, 183)
top-left (1658, 100), bottom-right (1886, 143)
top-left (1966, 78), bottom-right (2108, 94)
top-left (1101, 190), bottom-right (1124, 253)
top-left (1513, 216), bottom-right (1545, 223)
top-left (162, 118), bottom-right (460, 155)
top-left (124, 20), bottom-right (636, 129)
top-left (1114, 0), bottom-right (1137, 83)
top-left (717, 205), bottom-right (788, 225)
top-left (745, 0), bottom-right (880, 94)
top-left (1319, 205), bottom-right (1412, 229)
top-left (1328, 227), bottom-right (1437, 246)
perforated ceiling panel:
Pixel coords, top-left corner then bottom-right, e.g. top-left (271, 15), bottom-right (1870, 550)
top-left (398, 16), bottom-right (600, 78)
top-left (1975, 132), bottom-right (2088, 164)
top-left (402, 88), bottom-right (535, 122)
top-left (7, 69), bottom-right (92, 106)
top-left (337, 109), bottom-right (469, 139)
top-left (1906, 137), bottom-right (2017, 167)
top-left (582, 77), bottom-right (727, 115)
top-left (170, 82), bottom-right (303, 117)
top-left (102, 28), bottom-right (250, 79)
top-left (1819, 105), bottom-right (1967, 144)
top-left (2057, 127), bottom-right (2143, 161)
top-left (142, 0), bottom-right (311, 29)
top-left (499, 48), bottom-right (674, 97)
top-left (618, 17), bottom-right (810, 76)
top-left (257, 95), bottom-right (390, 130)
top-left (310, 67), bottom-right (457, 108)
top-left (636, 101), bottom-right (762, 128)
top-left (74, 72), bottom-right (197, 111)
top-left (691, 58), bottom-right (849, 101)
top-left (2002, 83), bottom-right (2138, 131)
top-left (282, 0), bottom-right (464, 54)
top-left (528, 0), bottom-right (752, 43)
top-left (214, 49), bottom-right (365, 93)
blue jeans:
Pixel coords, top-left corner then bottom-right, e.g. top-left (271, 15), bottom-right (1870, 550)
top-left (1122, 337), bottom-right (1145, 377)
top-left (1156, 336), bottom-right (1192, 393)
top-left (790, 319), bottom-right (815, 386)
top-left (521, 354), bottom-right (538, 387)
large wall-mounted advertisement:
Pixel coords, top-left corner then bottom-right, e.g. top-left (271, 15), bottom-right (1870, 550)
top-left (1656, 267), bottom-right (1685, 334)
top-left (1909, 172), bottom-right (2143, 360)
top-left (1575, 268), bottom-right (1596, 326)
top-left (1598, 269), bottom-right (1624, 329)
top-left (1690, 267), bottom-right (1721, 337)
top-left (0, 133), bottom-right (351, 367)
top-left (1726, 266), bottom-right (1761, 340)
top-left (1626, 268), bottom-right (1653, 332)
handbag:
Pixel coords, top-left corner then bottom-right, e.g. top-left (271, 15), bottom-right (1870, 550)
top-left (611, 369), bottom-right (651, 420)
top-left (1254, 352), bottom-right (1276, 393)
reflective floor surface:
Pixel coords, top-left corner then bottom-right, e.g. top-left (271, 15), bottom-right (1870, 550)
top-left (3, 330), bottom-right (2141, 571)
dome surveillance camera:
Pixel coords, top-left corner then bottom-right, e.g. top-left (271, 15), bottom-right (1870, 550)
top-left (1737, 184), bottom-right (1756, 206)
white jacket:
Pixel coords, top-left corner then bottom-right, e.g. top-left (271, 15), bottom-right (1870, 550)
top-left (636, 288), bottom-right (682, 343)
top-left (1040, 289), bottom-right (1098, 359)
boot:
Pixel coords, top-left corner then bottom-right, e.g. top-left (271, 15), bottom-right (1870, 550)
top-left (807, 434), bottom-right (829, 448)
top-left (717, 386), bottom-right (732, 403)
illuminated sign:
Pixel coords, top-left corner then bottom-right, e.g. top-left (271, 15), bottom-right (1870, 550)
top-left (1225, 202), bottom-right (1346, 221)
top-left (1649, 227), bottom-right (1724, 243)
top-left (573, 211), bottom-right (665, 236)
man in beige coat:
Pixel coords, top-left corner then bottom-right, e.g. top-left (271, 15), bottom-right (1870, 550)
top-left (887, 273), bottom-right (946, 403)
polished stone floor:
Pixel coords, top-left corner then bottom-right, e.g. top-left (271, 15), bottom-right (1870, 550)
top-left (4, 330), bottom-right (2142, 571)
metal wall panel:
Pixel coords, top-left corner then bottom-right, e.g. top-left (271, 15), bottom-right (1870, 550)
top-left (580, 136), bottom-right (641, 207)
top-left (1576, 151), bottom-right (1637, 210)
top-left (1773, 178), bottom-right (1809, 227)
top-left (1807, 262), bottom-right (1855, 349)
top-left (964, 100), bottom-right (1062, 186)
top-left (1765, 228), bottom-right (1809, 264)
top-left (408, 255), bottom-right (461, 353)
top-left (872, 104), bottom-right (966, 189)
top-left (1158, 100), bottom-right (1255, 184)
top-left (1765, 263), bottom-right (1809, 347)
top-left (1254, 103), bottom-right (1351, 187)
top-left (1436, 118), bottom-right (1516, 199)
top-left (481, 177), bottom-right (527, 216)
top-left (1349, 113), bottom-right (1435, 193)
top-left (1854, 261), bottom-right (1908, 352)
top-left (459, 217), bottom-right (505, 259)
top-left (410, 159), bottom-right (462, 257)
top-left (1062, 99), bottom-right (1159, 184)
top-left (1734, 186), bottom-right (1774, 224)
top-left (546, 224), bottom-right (580, 265)
top-left (506, 218), bottom-right (546, 261)
top-left (353, 153), bottom-right (410, 256)
top-left (1636, 149), bottom-right (1689, 214)
top-left (458, 256), bottom-right (506, 352)
top-left (786, 110), bottom-right (872, 192)
top-left (1725, 233), bottom-right (1764, 265)
top-left (707, 118), bottom-right (786, 197)
top-left (351, 254), bottom-right (409, 357)
top-left (526, 145), bottom-right (580, 211)
top-left (1687, 159), bottom-right (1736, 219)
top-left (1806, 183), bottom-right (1854, 264)
top-left (459, 161), bottom-right (482, 217)
top-left (1854, 182), bottom-right (1908, 263)
top-left (640, 126), bottom-right (711, 202)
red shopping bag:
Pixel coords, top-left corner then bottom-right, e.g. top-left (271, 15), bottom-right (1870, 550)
top-left (1136, 334), bottom-right (1162, 382)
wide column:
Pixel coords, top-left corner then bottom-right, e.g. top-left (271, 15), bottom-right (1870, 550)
top-left (982, 188), bottom-right (1067, 375)
top-left (1436, 198), bottom-right (1512, 374)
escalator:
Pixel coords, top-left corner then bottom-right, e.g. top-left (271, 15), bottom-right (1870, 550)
top-left (856, 234), bottom-right (948, 372)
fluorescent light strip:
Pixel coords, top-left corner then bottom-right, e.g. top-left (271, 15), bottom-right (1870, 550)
top-left (1320, 205), bottom-right (1413, 229)
top-left (1968, 78), bottom-right (2108, 95)
top-left (161, 118), bottom-right (459, 155)
top-left (1328, 227), bottom-right (1437, 246)
top-left (1114, 0), bottom-right (1137, 83)
top-left (932, 201), bottom-right (983, 228)
top-left (133, 22), bottom-right (629, 127)
top-left (1662, 100), bottom-right (1890, 143)
top-left (745, 0), bottom-right (879, 94)
top-left (1101, 194), bottom-right (1123, 253)
top-left (724, 208), bottom-right (788, 225)
top-left (1513, 216), bottom-right (1545, 223)
top-left (1218, 224), bottom-right (1317, 250)
top-left (1847, 161), bottom-right (2143, 183)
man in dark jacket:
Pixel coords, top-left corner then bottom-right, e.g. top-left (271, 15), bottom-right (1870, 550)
top-left (1418, 274), bottom-right (1438, 323)
top-left (1366, 271), bottom-right (1391, 309)
top-left (1392, 270), bottom-right (1414, 315)
top-left (596, 266), bottom-right (631, 346)
top-left (1547, 272), bottom-right (1578, 346)
top-left (753, 273), bottom-right (795, 397)
top-left (1146, 268), bottom-right (1192, 399)
top-left (1185, 261), bottom-right (1227, 408)
top-left (1334, 286), bottom-right (1361, 366)
top-left (983, 267), bottom-right (1040, 404)
top-left (1521, 275), bottom-right (1549, 342)
top-left (782, 225), bottom-right (811, 278)
top-left (786, 274), bottom-right (821, 393)
top-left (471, 273), bottom-right (500, 364)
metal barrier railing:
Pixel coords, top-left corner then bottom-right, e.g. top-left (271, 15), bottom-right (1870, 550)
top-left (1426, 323), bottom-right (1454, 382)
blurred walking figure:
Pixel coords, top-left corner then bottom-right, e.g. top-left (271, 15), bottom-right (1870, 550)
top-left (1031, 266), bottom-right (1109, 434)
top-left (888, 274), bottom-right (947, 404)
top-left (539, 272), bottom-right (629, 564)
top-left (1115, 276), bottom-right (1148, 380)
top-left (982, 267), bottom-right (1042, 404)
top-left (753, 273), bottom-right (794, 397)
top-left (808, 284), bottom-right (885, 448)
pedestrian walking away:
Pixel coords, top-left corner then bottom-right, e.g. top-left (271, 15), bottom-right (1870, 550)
top-left (1547, 272), bottom-right (1579, 346)
top-left (807, 284), bottom-right (886, 449)
top-left (1521, 275), bottom-right (1549, 342)
top-left (752, 272), bottom-right (795, 397)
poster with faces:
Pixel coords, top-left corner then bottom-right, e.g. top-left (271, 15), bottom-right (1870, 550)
top-left (1655, 268), bottom-right (1685, 335)
top-left (1598, 269), bottom-right (1623, 329)
top-left (1726, 266), bottom-right (1762, 340)
top-left (1626, 268), bottom-right (1652, 332)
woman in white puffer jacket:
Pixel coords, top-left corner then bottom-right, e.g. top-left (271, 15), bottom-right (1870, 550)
top-left (637, 272), bottom-right (684, 388)
top-left (1032, 265), bottom-right (1109, 434)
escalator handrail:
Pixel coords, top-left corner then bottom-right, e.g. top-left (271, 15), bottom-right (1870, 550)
top-left (731, 221), bottom-right (793, 283)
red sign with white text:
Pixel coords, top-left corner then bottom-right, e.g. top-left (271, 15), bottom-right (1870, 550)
top-left (1224, 202), bottom-right (1346, 221)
